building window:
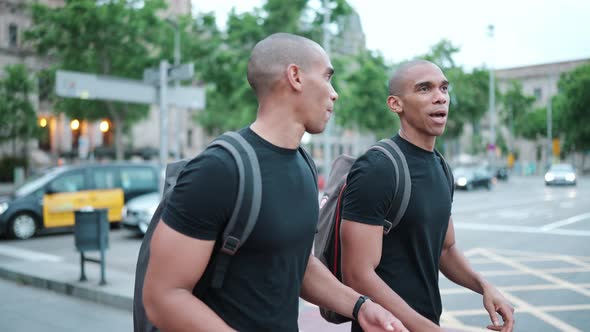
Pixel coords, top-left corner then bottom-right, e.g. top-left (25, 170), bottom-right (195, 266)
top-left (8, 24), bottom-right (18, 48)
top-left (534, 87), bottom-right (542, 101)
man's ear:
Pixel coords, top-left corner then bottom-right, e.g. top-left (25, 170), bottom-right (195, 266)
top-left (286, 64), bottom-right (303, 91)
top-left (387, 95), bottom-right (403, 114)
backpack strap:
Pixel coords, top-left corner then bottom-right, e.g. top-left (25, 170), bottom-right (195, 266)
top-left (299, 146), bottom-right (318, 189)
top-left (207, 131), bottom-right (262, 289)
top-left (434, 148), bottom-right (454, 199)
top-left (370, 139), bottom-right (411, 234)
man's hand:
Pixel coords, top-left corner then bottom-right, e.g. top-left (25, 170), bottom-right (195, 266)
top-left (357, 299), bottom-right (409, 332)
top-left (482, 285), bottom-right (515, 332)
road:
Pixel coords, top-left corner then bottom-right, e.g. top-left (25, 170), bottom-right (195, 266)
top-left (0, 175), bottom-right (589, 331)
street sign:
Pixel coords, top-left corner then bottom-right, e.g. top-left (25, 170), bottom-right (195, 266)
top-left (143, 62), bottom-right (194, 85)
top-left (168, 85), bottom-right (205, 109)
top-left (169, 63), bottom-right (194, 81)
top-left (57, 70), bottom-right (156, 105)
top-left (56, 70), bottom-right (205, 109)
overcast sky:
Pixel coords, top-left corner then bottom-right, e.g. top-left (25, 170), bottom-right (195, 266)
top-left (191, 0), bottom-right (590, 70)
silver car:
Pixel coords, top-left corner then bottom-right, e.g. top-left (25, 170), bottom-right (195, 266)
top-left (544, 163), bottom-right (577, 186)
top-left (122, 192), bottom-right (160, 235)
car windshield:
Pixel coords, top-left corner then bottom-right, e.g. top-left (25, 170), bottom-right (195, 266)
top-left (550, 164), bottom-right (574, 172)
top-left (454, 167), bottom-right (474, 176)
top-left (13, 167), bottom-right (62, 197)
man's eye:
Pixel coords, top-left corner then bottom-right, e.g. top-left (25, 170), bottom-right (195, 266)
top-left (441, 85), bottom-right (449, 91)
top-left (419, 86), bottom-right (429, 92)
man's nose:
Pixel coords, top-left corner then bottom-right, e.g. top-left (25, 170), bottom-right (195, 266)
top-left (331, 87), bottom-right (339, 101)
top-left (434, 88), bottom-right (448, 104)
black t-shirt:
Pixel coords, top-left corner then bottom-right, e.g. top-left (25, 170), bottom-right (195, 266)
top-left (162, 127), bottom-right (318, 331)
top-left (342, 135), bottom-right (452, 325)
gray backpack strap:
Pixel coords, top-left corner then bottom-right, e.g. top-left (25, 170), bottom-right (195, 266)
top-left (299, 146), bottom-right (318, 189)
top-left (371, 139), bottom-right (411, 234)
top-left (207, 131), bottom-right (262, 289)
top-left (434, 148), bottom-right (454, 198)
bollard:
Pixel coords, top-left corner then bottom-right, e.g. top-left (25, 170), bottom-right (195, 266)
top-left (74, 208), bottom-right (109, 285)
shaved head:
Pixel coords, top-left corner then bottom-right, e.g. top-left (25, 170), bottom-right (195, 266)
top-left (388, 59), bottom-right (440, 96)
top-left (247, 33), bottom-right (324, 97)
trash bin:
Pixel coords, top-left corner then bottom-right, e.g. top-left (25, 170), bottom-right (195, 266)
top-left (74, 208), bottom-right (109, 285)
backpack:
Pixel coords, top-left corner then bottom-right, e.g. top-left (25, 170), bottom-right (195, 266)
top-left (133, 131), bottom-right (317, 332)
top-left (313, 138), bottom-right (453, 324)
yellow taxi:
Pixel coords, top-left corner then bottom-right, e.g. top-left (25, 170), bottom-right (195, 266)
top-left (0, 162), bottom-right (161, 240)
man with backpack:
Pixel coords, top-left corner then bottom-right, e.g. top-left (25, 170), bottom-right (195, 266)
top-left (338, 60), bottom-right (515, 332)
top-left (140, 33), bottom-right (406, 332)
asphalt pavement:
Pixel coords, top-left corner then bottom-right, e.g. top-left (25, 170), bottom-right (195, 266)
top-left (0, 175), bottom-right (589, 331)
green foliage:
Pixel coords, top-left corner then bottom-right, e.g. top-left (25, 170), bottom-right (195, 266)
top-left (513, 106), bottom-right (551, 140)
top-left (0, 64), bottom-right (39, 147)
top-left (194, 0), bottom-right (352, 135)
top-left (500, 80), bottom-right (535, 140)
top-left (335, 50), bottom-right (397, 138)
top-left (24, 0), bottom-right (168, 159)
top-left (554, 63), bottom-right (590, 152)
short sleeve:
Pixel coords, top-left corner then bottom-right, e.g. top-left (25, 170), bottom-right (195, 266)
top-left (341, 150), bottom-right (396, 226)
top-left (162, 147), bottom-right (238, 240)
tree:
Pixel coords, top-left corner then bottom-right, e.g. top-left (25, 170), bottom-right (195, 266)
top-left (554, 63), bottom-right (590, 153)
top-left (25, 0), bottom-right (168, 160)
top-left (500, 80), bottom-right (535, 149)
top-left (194, 0), bottom-right (353, 135)
top-left (0, 64), bottom-right (39, 157)
top-left (335, 50), bottom-right (396, 138)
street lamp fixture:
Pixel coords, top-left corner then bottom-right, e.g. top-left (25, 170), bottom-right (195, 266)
top-left (99, 120), bottom-right (110, 133)
top-left (70, 119), bottom-right (80, 130)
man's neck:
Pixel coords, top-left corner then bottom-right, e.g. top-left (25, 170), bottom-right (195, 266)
top-left (250, 107), bottom-right (305, 150)
top-left (398, 128), bottom-right (436, 151)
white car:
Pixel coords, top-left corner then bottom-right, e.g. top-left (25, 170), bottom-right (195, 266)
top-left (544, 163), bottom-right (577, 186)
top-left (122, 192), bottom-right (160, 235)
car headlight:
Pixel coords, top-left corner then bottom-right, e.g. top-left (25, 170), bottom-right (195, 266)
top-left (0, 202), bottom-right (8, 215)
top-left (565, 173), bottom-right (576, 182)
top-left (457, 177), bottom-right (467, 186)
top-left (545, 173), bottom-right (555, 182)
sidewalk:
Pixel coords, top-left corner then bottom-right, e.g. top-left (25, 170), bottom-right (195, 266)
top-left (0, 255), bottom-right (134, 311)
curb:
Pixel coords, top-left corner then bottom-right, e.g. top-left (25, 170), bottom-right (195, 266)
top-left (0, 265), bottom-right (133, 312)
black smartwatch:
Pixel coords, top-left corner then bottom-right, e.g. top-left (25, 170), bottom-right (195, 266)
top-left (352, 295), bottom-right (371, 321)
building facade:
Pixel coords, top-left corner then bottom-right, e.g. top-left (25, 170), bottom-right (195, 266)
top-left (494, 58), bottom-right (590, 174)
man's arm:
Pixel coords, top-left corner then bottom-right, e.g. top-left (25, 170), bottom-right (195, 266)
top-left (143, 221), bottom-right (235, 332)
top-left (440, 217), bottom-right (515, 332)
top-left (300, 255), bottom-right (407, 332)
top-left (340, 219), bottom-right (442, 331)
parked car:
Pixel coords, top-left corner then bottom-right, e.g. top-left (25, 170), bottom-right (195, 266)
top-left (0, 162), bottom-right (160, 240)
top-left (122, 192), bottom-right (160, 235)
top-left (545, 163), bottom-right (577, 186)
top-left (453, 166), bottom-right (493, 191)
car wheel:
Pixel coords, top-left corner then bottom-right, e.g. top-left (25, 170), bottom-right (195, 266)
top-left (9, 213), bottom-right (38, 240)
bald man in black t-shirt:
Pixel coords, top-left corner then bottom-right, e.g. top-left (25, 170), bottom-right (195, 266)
top-left (142, 33), bottom-right (407, 332)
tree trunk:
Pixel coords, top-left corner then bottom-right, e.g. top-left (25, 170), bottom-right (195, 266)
top-left (105, 102), bottom-right (124, 161)
top-left (113, 113), bottom-right (124, 161)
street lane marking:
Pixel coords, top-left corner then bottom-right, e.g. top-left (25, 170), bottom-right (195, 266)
top-left (540, 212), bottom-right (590, 231)
top-left (441, 283), bottom-right (590, 295)
top-left (0, 244), bottom-right (64, 262)
top-left (488, 248), bottom-right (590, 261)
top-left (476, 248), bottom-right (583, 332)
top-left (477, 249), bottom-right (590, 297)
top-left (454, 222), bottom-right (590, 236)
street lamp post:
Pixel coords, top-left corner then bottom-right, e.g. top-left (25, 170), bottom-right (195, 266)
top-left (487, 24), bottom-right (496, 166)
top-left (167, 18), bottom-right (182, 160)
